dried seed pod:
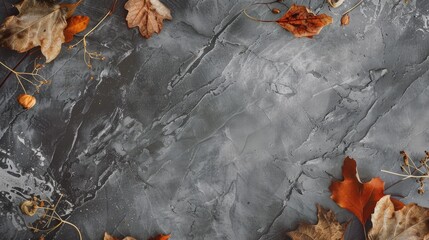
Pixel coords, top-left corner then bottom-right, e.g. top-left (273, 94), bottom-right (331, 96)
top-left (341, 14), bottom-right (350, 26)
top-left (20, 200), bottom-right (38, 216)
top-left (272, 8), bottom-right (281, 14)
top-left (17, 94), bottom-right (36, 109)
top-left (404, 157), bottom-right (409, 166)
top-left (327, 0), bottom-right (345, 8)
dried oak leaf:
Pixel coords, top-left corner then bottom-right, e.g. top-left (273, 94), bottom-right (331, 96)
top-left (277, 5), bottom-right (333, 38)
top-left (64, 15), bottom-right (90, 43)
top-left (329, 157), bottom-right (404, 225)
top-left (287, 205), bottom-right (346, 240)
top-left (368, 195), bottom-right (429, 239)
top-left (104, 232), bottom-right (136, 240)
top-left (124, 0), bottom-right (172, 39)
top-left (0, 0), bottom-right (69, 62)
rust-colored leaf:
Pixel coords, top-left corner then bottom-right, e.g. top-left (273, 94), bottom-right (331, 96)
top-left (276, 4), bottom-right (332, 38)
top-left (287, 205), bottom-right (346, 240)
top-left (124, 0), bottom-right (172, 39)
top-left (368, 195), bottom-right (429, 239)
top-left (64, 15), bottom-right (90, 43)
top-left (329, 157), bottom-right (404, 225)
top-left (149, 234), bottom-right (171, 240)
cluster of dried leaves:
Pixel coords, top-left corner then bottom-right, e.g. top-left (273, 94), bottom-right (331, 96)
top-left (0, 0), bottom-right (172, 109)
top-left (287, 156), bottom-right (429, 239)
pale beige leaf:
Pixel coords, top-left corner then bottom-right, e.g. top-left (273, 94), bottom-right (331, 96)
top-left (368, 195), bottom-right (429, 240)
top-left (104, 232), bottom-right (118, 240)
top-left (124, 0), bottom-right (172, 39)
top-left (287, 205), bottom-right (346, 240)
top-left (104, 232), bottom-right (136, 240)
top-left (0, 0), bottom-right (67, 62)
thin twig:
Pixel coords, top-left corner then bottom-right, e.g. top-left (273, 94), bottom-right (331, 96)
top-left (68, 0), bottom-right (118, 68)
top-left (21, 195), bottom-right (82, 240)
top-left (0, 52), bottom-right (30, 90)
top-left (342, 0), bottom-right (364, 16)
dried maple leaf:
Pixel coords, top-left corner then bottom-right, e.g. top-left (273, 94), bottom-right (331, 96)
top-left (287, 205), bottom-right (346, 240)
top-left (149, 234), bottom-right (171, 240)
top-left (0, 0), bottom-right (69, 62)
top-left (64, 15), bottom-right (90, 43)
top-left (329, 157), bottom-right (404, 225)
top-left (276, 5), bottom-right (332, 38)
top-left (104, 232), bottom-right (136, 240)
top-left (124, 0), bottom-right (172, 39)
top-left (368, 195), bottom-right (429, 239)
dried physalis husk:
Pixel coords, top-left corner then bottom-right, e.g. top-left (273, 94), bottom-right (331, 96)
top-left (20, 199), bottom-right (38, 216)
top-left (17, 94), bottom-right (36, 109)
top-left (328, 0), bottom-right (345, 8)
top-left (341, 14), bottom-right (350, 26)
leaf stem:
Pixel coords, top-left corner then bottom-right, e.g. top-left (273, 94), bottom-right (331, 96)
top-left (381, 169), bottom-right (429, 179)
top-left (0, 52), bottom-right (29, 89)
top-left (342, 0), bottom-right (364, 16)
top-left (68, 0), bottom-right (118, 68)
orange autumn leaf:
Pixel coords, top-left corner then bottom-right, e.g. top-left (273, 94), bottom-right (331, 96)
top-left (64, 15), bottom-right (90, 43)
top-left (329, 157), bottom-right (404, 225)
top-left (149, 234), bottom-right (171, 240)
top-left (276, 4), bottom-right (332, 38)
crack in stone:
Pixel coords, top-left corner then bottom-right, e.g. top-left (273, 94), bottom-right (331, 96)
top-left (168, 11), bottom-right (242, 89)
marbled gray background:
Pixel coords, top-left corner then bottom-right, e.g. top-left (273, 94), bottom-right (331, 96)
top-left (0, 0), bottom-right (428, 239)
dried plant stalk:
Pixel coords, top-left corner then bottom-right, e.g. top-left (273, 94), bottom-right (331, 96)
top-left (382, 151), bottom-right (429, 194)
top-left (20, 194), bottom-right (82, 240)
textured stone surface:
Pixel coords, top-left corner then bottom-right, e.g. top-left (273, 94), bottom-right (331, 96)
top-left (0, 0), bottom-right (428, 239)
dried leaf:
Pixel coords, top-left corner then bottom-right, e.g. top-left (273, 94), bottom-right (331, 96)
top-left (60, 0), bottom-right (83, 19)
top-left (124, 0), bottom-right (172, 39)
top-left (0, 0), bottom-right (69, 62)
top-left (276, 5), bottom-right (332, 38)
top-left (104, 232), bottom-right (136, 240)
top-left (64, 15), bottom-right (90, 43)
top-left (368, 195), bottom-right (429, 239)
top-left (104, 232), bottom-right (170, 240)
top-left (329, 157), bottom-right (404, 225)
top-left (149, 234), bottom-right (171, 240)
top-left (287, 206), bottom-right (346, 240)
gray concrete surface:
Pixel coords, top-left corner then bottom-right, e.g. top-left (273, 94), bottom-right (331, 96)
top-left (0, 0), bottom-right (428, 239)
